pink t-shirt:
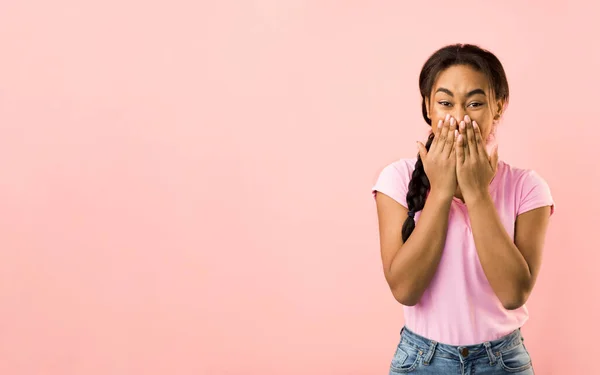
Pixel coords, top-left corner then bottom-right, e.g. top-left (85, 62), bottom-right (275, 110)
top-left (371, 157), bottom-right (555, 346)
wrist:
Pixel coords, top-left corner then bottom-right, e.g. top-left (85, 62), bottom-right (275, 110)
top-left (464, 190), bottom-right (492, 207)
top-left (428, 188), bottom-right (454, 204)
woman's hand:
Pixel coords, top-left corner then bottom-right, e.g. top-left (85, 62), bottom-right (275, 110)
top-left (455, 115), bottom-right (499, 202)
top-left (417, 114), bottom-right (458, 199)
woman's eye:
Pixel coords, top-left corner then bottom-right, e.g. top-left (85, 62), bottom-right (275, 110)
top-left (438, 101), bottom-right (451, 107)
top-left (468, 102), bottom-right (483, 108)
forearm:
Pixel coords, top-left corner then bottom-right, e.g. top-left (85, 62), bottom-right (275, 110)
top-left (388, 190), bottom-right (452, 305)
top-left (466, 193), bottom-right (531, 309)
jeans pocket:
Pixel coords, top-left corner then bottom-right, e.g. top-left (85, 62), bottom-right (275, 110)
top-left (390, 341), bottom-right (422, 373)
top-left (498, 343), bottom-right (533, 373)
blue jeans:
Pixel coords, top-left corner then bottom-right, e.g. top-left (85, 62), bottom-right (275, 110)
top-left (389, 326), bottom-right (535, 374)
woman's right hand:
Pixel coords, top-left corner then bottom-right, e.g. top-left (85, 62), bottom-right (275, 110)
top-left (417, 114), bottom-right (458, 198)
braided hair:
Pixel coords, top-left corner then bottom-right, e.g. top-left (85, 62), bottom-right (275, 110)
top-left (401, 44), bottom-right (509, 242)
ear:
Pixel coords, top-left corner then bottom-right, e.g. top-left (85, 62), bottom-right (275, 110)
top-left (494, 99), bottom-right (505, 120)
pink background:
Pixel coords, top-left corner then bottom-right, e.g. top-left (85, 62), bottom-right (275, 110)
top-left (0, 1), bottom-right (597, 374)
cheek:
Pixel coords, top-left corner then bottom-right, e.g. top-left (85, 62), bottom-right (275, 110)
top-left (476, 123), bottom-right (494, 143)
top-left (431, 107), bottom-right (448, 121)
top-left (430, 110), bottom-right (449, 132)
top-left (471, 115), bottom-right (492, 136)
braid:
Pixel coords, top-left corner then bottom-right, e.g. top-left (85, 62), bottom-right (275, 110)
top-left (401, 132), bottom-right (435, 242)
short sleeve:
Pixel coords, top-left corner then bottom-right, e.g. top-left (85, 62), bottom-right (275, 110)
top-left (517, 170), bottom-right (555, 216)
top-left (371, 161), bottom-right (412, 208)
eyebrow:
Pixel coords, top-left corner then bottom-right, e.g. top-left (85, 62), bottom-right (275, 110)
top-left (435, 88), bottom-right (487, 97)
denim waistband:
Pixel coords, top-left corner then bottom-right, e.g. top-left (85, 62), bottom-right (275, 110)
top-left (398, 326), bottom-right (525, 365)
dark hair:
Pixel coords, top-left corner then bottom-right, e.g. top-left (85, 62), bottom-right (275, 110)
top-left (401, 44), bottom-right (510, 242)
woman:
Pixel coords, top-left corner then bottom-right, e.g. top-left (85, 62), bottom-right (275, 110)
top-left (372, 44), bottom-right (554, 374)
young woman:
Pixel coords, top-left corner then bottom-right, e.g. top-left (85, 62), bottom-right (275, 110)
top-left (372, 44), bottom-right (554, 374)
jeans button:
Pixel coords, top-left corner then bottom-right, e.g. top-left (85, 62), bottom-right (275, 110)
top-left (460, 348), bottom-right (469, 357)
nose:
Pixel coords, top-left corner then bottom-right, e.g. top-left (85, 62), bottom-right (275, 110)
top-left (452, 109), bottom-right (467, 123)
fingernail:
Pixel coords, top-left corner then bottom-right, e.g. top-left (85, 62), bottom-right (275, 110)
top-left (450, 118), bottom-right (456, 126)
top-left (465, 115), bottom-right (471, 122)
top-left (454, 129), bottom-right (458, 138)
top-left (460, 121), bottom-right (465, 130)
top-left (473, 121), bottom-right (478, 129)
top-left (445, 114), bottom-right (450, 121)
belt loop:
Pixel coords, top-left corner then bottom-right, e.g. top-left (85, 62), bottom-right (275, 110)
top-left (422, 341), bottom-right (437, 366)
top-left (517, 327), bottom-right (524, 342)
top-left (483, 341), bottom-right (497, 366)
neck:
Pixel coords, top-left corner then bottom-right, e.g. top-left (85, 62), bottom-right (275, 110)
top-left (454, 185), bottom-right (464, 202)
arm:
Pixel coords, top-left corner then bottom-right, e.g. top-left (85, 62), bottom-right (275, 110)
top-left (466, 192), bottom-right (551, 310)
top-left (375, 189), bottom-right (453, 306)
top-left (456, 117), bottom-right (552, 310)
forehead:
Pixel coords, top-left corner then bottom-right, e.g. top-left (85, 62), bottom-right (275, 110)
top-left (433, 65), bottom-right (489, 94)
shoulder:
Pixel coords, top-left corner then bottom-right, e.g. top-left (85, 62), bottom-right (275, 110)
top-left (374, 157), bottom-right (418, 184)
top-left (497, 160), bottom-right (554, 216)
top-left (371, 157), bottom-right (418, 207)
top-left (497, 160), bottom-right (551, 187)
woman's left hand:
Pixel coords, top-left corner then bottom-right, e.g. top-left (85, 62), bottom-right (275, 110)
top-left (455, 115), bottom-right (499, 202)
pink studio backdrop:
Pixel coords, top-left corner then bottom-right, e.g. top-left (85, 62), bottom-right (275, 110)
top-left (0, 1), bottom-right (597, 374)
